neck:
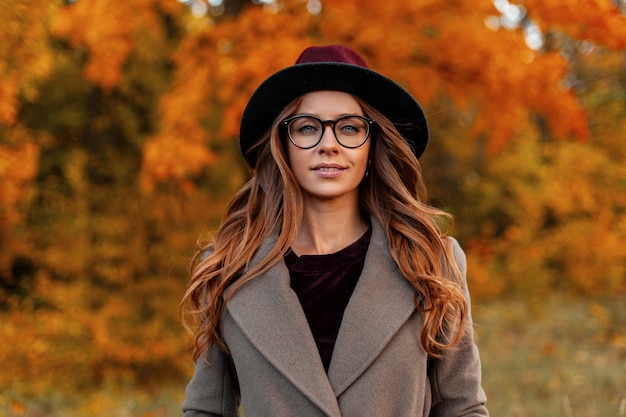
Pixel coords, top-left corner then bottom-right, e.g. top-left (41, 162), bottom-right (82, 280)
top-left (292, 198), bottom-right (368, 256)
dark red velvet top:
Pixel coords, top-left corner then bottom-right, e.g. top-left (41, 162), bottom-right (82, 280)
top-left (284, 226), bottom-right (372, 371)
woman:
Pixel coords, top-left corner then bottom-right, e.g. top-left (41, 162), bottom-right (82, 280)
top-left (180, 45), bottom-right (489, 417)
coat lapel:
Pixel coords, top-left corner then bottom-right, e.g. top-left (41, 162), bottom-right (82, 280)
top-left (224, 235), bottom-right (342, 417)
top-left (327, 219), bottom-right (418, 396)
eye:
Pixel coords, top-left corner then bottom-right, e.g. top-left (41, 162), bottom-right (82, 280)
top-left (291, 117), bottom-right (320, 136)
top-left (337, 117), bottom-right (365, 136)
top-left (340, 124), bottom-right (359, 135)
top-left (298, 124), bottom-right (318, 135)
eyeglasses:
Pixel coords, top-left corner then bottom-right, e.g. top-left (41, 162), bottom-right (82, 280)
top-left (282, 114), bottom-right (374, 149)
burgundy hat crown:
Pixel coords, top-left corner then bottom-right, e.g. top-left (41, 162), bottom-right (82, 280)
top-left (295, 45), bottom-right (370, 68)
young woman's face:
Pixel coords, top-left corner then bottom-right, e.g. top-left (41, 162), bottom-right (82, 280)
top-left (286, 91), bottom-right (371, 204)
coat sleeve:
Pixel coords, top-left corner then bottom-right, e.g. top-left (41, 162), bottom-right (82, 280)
top-left (182, 341), bottom-right (241, 417)
top-left (428, 238), bottom-right (489, 417)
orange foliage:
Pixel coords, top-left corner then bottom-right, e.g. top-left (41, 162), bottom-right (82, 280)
top-left (0, 126), bottom-right (40, 275)
top-left (0, 77), bottom-right (19, 125)
top-left (0, 0), bottom-right (56, 125)
top-left (460, 133), bottom-right (626, 299)
top-left (523, 0), bottom-right (626, 49)
top-left (50, 0), bottom-right (183, 91)
top-left (140, 3), bottom-right (315, 188)
top-left (0, 132), bottom-right (39, 223)
top-left (141, 133), bottom-right (218, 190)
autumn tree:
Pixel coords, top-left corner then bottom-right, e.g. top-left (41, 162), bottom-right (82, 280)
top-left (455, 68), bottom-right (626, 298)
top-left (454, 1), bottom-right (626, 299)
top-left (1, 0), bottom-right (201, 398)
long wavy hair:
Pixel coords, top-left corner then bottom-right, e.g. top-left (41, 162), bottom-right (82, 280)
top-left (180, 95), bottom-right (468, 361)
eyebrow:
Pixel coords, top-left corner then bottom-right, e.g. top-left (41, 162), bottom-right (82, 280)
top-left (293, 112), bottom-right (364, 119)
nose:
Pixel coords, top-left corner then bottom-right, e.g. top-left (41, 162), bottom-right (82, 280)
top-left (318, 124), bottom-right (339, 153)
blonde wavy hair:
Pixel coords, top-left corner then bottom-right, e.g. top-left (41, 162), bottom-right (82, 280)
top-left (180, 95), bottom-right (468, 361)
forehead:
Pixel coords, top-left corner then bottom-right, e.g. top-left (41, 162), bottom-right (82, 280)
top-left (296, 91), bottom-right (363, 115)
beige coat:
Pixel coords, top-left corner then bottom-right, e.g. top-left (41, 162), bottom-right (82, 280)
top-left (183, 220), bottom-right (489, 417)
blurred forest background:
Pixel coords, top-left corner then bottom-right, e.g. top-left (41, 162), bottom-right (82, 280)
top-left (1, 0), bottom-right (625, 416)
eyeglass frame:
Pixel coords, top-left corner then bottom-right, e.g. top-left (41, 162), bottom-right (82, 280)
top-left (281, 114), bottom-right (375, 149)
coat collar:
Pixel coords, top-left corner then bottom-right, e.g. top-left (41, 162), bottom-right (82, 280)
top-left (224, 218), bottom-right (417, 416)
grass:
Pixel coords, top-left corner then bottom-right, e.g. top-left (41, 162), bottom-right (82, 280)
top-left (473, 295), bottom-right (626, 417)
top-left (3, 295), bottom-right (625, 416)
top-left (1, 385), bottom-right (187, 417)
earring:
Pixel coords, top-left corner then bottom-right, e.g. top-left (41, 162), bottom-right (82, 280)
top-left (365, 160), bottom-right (371, 178)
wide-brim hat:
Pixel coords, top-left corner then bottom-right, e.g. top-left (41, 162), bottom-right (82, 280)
top-left (239, 44), bottom-right (429, 168)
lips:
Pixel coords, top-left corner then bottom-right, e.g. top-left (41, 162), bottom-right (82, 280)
top-left (312, 163), bottom-right (346, 178)
top-left (312, 163), bottom-right (345, 171)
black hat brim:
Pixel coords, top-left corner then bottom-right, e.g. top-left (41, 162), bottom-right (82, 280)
top-left (239, 62), bottom-right (429, 167)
